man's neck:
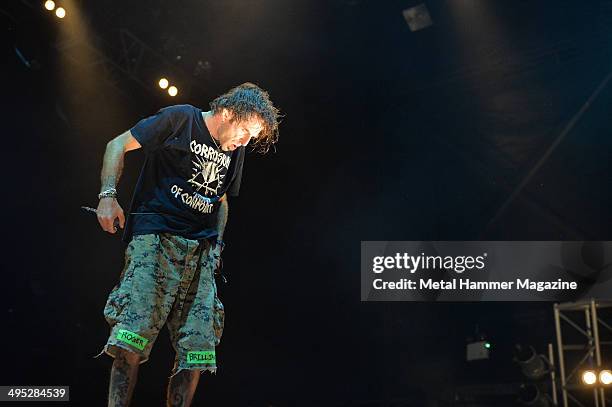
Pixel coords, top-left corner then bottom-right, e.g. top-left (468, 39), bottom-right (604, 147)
top-left (202, 111), bottom-right (220, 142)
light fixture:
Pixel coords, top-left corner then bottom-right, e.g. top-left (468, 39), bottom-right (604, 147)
top-left (518, 383), bottom-right (550, 407)
top-left (55, 7), bottom-right (66, 18)
top-left (158, 78), bottom-right (169, 89)
top-left (466, 340), bottom-right (490, 361)
top-left (582, 370), bottom-right (597, 385)
top-left (168, 86), bottom-right (178, 97)
top-left (599, 370), bottom-right (612, 385)
top-left (514, 345), bottom-right (548, 380)
top-left (402, 4), bottom-right (433, 32)
top-left (44, 0), bottom-right (55, 11)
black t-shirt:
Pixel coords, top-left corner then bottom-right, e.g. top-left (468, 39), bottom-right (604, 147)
top-left (122, 104), bottom-right (244, 242)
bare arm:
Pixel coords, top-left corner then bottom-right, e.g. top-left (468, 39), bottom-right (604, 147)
top-left (216, 194), bottom-right (228, 241)
top-left (211, 195), bottom-right (229, 272)
top-left (100, 130), bottom-right (141, 192)
top-left (96, 130), bottom-right (142, 234)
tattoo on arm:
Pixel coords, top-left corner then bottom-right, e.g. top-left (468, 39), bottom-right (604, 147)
top-left (216, 199), bottom-right (228, 240)
top-left (101, 175), bottom-right (119, 192)
top-left (100, 139), bottom-right (126, 193)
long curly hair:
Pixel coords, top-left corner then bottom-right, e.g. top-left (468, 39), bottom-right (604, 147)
top-left (210, 82), bottom-right (281, 153)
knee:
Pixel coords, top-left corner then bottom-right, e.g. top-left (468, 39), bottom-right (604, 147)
top-left (115, 348), bottom-right (141, 365)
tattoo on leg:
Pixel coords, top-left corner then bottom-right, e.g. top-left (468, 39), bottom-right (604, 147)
top-left (168, 373), bottom-right (186, 407)
top-left (108, 350), bottom-right (139, 407)
top-left (166, 370), bottom-right (200, 407)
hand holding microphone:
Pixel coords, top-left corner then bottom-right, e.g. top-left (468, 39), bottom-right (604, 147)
top-left (81, 200), bottom-right (124, 234)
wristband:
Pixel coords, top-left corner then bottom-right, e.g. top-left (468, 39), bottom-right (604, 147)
top-left (98, 188), bottom-right (117, 199)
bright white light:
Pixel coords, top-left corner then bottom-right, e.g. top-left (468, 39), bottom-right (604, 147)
top-left (600, 370), bottom-right (612, 385)
top-left (168, 86), bottom-right (178, 97)
top-left (158, 78), bottom-right (169, 89)
top-left (55, 7), bottom-right (66, 18)
top-left (582, 370), bottom-right (597, 385)
top-left (44, 0), bottom-right (55, 11)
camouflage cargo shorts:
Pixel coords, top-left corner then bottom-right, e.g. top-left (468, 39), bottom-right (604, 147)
top-left (94, 233), bottom-right (224, 376)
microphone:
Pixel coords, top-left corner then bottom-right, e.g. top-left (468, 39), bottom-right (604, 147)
top-left (81, 206), bottom-right (120, 229)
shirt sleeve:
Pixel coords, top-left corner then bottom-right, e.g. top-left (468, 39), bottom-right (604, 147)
top-left (130, 105), bottom-right (183, 152)
top-left (226, 147), bottom-right (245, 197)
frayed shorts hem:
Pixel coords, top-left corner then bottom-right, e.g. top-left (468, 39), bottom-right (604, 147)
top-left (93, 342), bottom-right (149, 365)
top-left (168, 365), bottom-right (217, 379)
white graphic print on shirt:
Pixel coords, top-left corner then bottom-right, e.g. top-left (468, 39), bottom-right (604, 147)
top-left (188, 155), bottom-right (225, 196)
top-left (166, 139), bottom-right (232, 215)
top-left (187, 140), bottom-right (231, 197)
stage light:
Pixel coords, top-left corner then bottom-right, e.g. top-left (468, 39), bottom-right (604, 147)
top-left (158, 78), bottom-right (169, 89)
top-left (514, 345), bottom-right (548, 380)
top-left (582, 370), bottom-right (597, 385)
top-left (168, 86), bottom-right (178, 97)
top-left (55, 7), bottom-right (66, 18)
top-left (518, 383), bottom-right (550, 407)
top-left (44, 0), bottom-right (55, 11)
top-left (402, 4), bottom-right (433, 32)
top-left (466, 340), bottom-right (490, 361)
top-left (599, 370), bottom-right (612, 385)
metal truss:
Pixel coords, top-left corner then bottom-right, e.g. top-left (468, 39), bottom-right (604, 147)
top-left (554, 300), bottom-right (612, 407)
top-left (19, 0), bottom-right (202, 97)
top-left (54, 29), bottom-right (197, 97)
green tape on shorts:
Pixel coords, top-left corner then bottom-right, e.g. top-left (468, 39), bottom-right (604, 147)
top-left (186, 351), bottom-right (216, 364)
top-left (116, 329), bottom-right (148, 351)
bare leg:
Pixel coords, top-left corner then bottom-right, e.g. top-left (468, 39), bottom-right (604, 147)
top-left (108, 348), bottom-right (140, 407)
top-left (166, 369), bottom-right (200, 407)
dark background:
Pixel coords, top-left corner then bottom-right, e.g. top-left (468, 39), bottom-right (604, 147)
top-left (2, 0), bottom-right (612, 405)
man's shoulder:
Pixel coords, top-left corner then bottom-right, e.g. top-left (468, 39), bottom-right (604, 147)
top-left (160, 104), bottom-right (200, 116)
